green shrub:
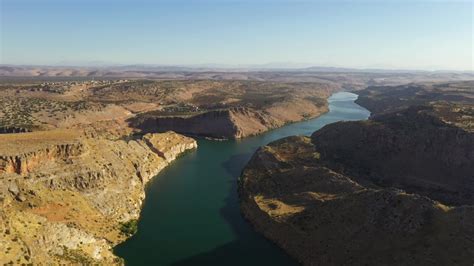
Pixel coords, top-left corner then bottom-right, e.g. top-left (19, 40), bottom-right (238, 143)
top-left (119, 219), bottom-right (138, 236)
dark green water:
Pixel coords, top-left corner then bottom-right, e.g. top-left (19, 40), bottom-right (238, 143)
top-left (114, 92), bottom-right (370, 266)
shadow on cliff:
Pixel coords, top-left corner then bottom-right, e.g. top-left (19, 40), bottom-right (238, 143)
top-left (172, 152), bottom-right (296, 266)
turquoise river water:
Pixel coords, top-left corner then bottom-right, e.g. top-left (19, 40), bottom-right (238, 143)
top-left (114, 92), bottom-right (370, 265)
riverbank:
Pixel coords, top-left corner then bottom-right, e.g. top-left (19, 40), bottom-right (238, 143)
top-left (0, 131), bottom-right (196, 264)
top-left (115, 92), bottom-right (370, 265)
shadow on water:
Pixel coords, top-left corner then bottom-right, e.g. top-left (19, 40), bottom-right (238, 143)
top-left (172, 152), bottom-right (297, 266)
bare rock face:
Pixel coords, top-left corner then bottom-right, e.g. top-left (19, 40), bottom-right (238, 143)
top-left (0, 143), bottom-right (84, 175)
top-left (239, 107), bottom-right (474, 265)
top-left (312, 106), bottom-right (474, 206)
top-left (0, 130), bottom-right (196, 264)
top-left (132, 103), bottom-right (328, 139)
top-left (131, 107), bottom-right (282, 139)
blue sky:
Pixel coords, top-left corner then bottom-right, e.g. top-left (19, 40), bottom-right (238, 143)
top-left (1, 0), bottom-right (472, 70)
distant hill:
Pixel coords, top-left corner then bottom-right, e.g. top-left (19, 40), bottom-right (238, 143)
top-left (1, 65), bottom-right (473, 88)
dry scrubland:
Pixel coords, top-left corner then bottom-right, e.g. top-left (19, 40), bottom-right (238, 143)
top-left (0, 79), bottom-right (335, 137)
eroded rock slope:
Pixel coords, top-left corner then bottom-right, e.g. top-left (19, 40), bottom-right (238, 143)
top-left (239, 81), bottom-right (474, 265)
top-left (0, 130), bottom-right (196, 264)
top-left (132, 107), bottom-right (284, 139)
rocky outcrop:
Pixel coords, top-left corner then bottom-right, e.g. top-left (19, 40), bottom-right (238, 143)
top-left (134, 109), bottom-right (239, 139)
top-left (0, 130), bottom-right (197, 264)
top-left (312, 106), bottom-right (474, 206)
top-left (132, 107), bottom-right (283, 139)
top-left (0, 142), bottom-right (83, 175)
top-left (132, 104), bottom-right (328, 139)
top-left (239, 103), bottom-right (474, 265)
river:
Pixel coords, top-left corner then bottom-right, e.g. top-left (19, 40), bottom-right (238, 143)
top-left (114, 92), bottom-right (370, 265)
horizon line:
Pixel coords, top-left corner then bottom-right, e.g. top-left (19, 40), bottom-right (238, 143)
top-left (1, 63), bottom-right (473, 73)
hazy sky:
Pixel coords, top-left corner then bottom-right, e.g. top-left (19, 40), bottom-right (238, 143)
top-left (1, 0), bottom-right (473, 70)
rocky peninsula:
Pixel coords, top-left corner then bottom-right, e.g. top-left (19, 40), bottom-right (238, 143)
top-left (127, 81), bottom-right (333, 139)
top-left (239, 81), bottom-right (474, 265)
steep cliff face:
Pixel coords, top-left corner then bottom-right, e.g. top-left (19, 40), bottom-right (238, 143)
top-left (132, 107), bottom-right (283, 139)
top-left (0, 130), bottom-right (197, 264)
top-left (0, 142), bottom-right (84, 175)
top-left (239, 103), bottom-right (474, 265)
top-left (132, 101), bottom-right (330, 139)
top-left (312, 107), bottom-right (474, 206)
top-left (135, 109), bottom-right (238, 138)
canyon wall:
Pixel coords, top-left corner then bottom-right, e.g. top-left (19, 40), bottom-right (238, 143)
top-left (312, 107), bottom-right (474, 206)
top-left (133, 103), bottom-right (328, 139)
top-left (0, 142), bottom-right (84, 175)
top-left (239, 82), bottom-right (474, 265)
top-left (133, 107), bottom-right (282, 139)
top-left (0, 130), bottom-right (197, 264)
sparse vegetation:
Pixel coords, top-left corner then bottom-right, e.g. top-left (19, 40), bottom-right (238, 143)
top-left (58, 247), bottom-right (96, 264)
top-left (119, 219), bottom-right (138, 236)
